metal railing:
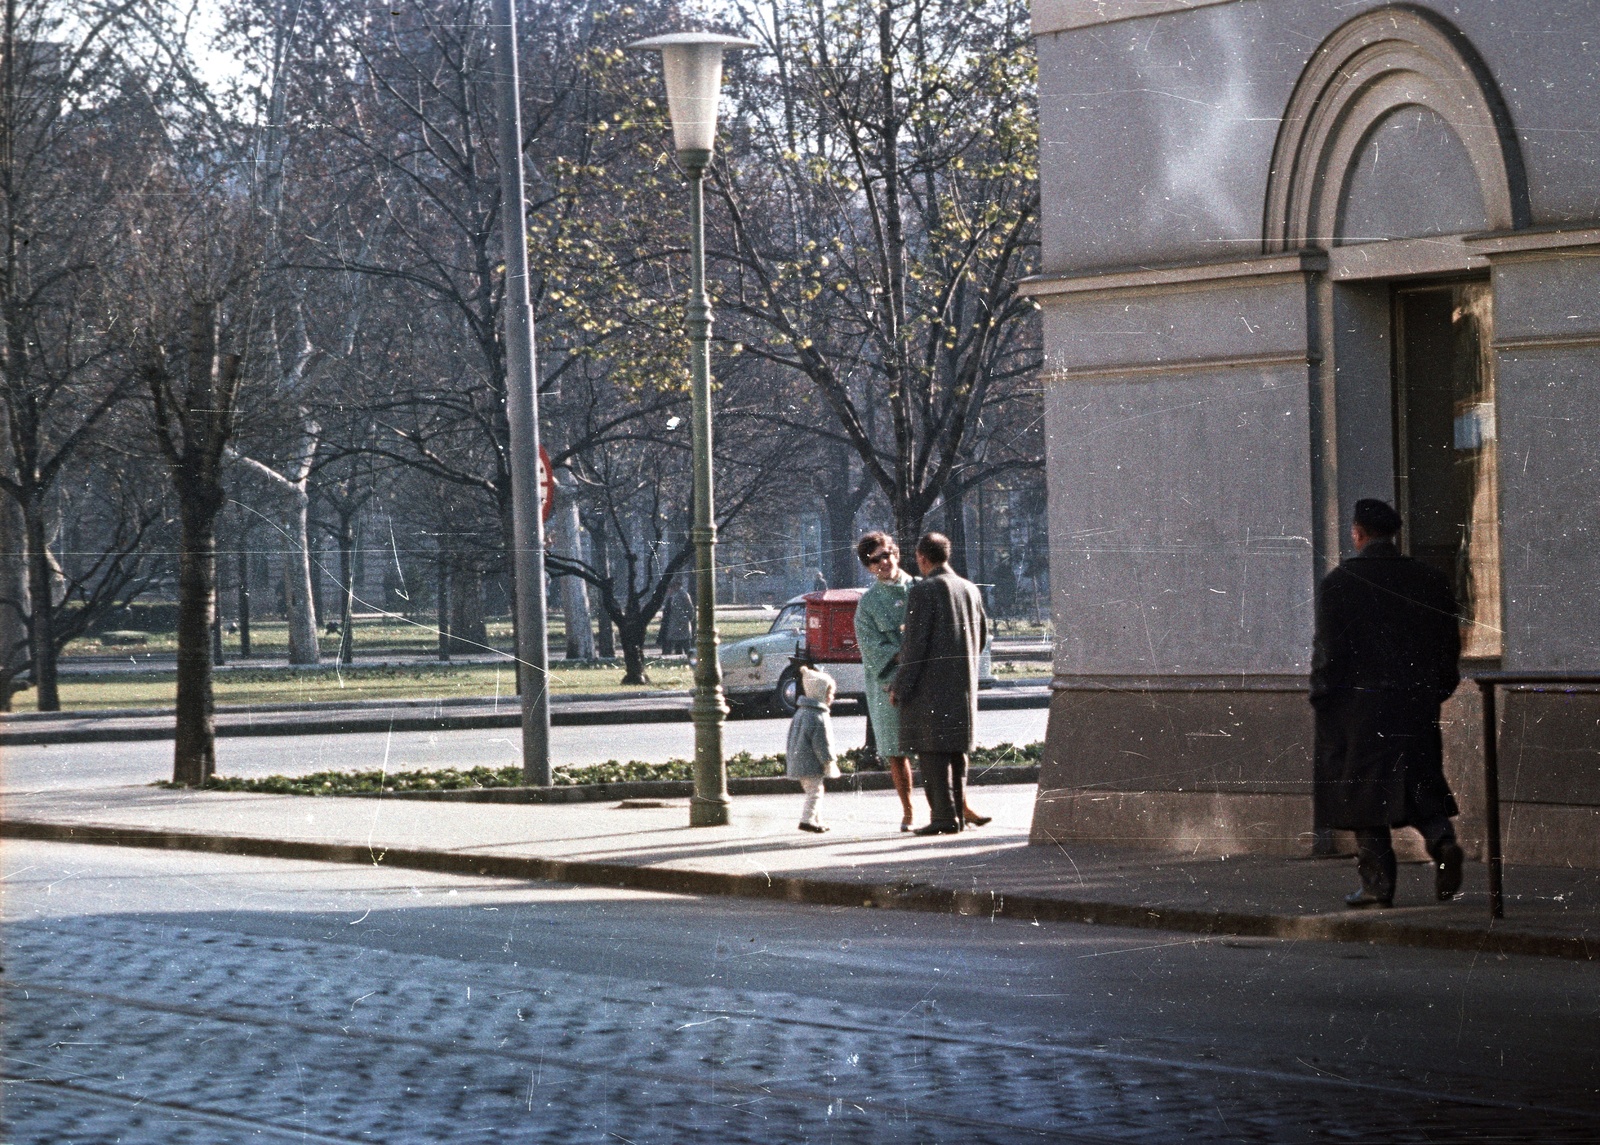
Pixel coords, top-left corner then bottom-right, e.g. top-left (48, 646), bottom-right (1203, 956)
top-left (1471, 671), bottom-right (1600, 919)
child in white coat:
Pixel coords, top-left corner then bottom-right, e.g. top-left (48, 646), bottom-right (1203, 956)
top-left (786, 666), bottom-right (840, 832)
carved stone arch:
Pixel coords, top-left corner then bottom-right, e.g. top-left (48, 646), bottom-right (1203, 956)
top-left (1263, 5), bottom-right (1528, 252)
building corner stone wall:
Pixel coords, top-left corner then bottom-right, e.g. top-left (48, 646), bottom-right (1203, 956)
top-left (1027, 0), bottom-right (1600, 866)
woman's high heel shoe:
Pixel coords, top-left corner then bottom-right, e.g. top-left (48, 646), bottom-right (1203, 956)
top-left (900, 818), bottom-right (914, 833)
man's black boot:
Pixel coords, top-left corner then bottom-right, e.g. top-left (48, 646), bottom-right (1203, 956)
top-left (1343, 886), bottom-right (1393, 909)
top-left (1435, 840), bottom-right (1464, 901)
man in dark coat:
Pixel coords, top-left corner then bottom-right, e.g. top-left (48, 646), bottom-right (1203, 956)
top-left (892, 532), bottom-right (989, 835)
top-left (1312, 499), bottom-right (1464, 908)
top-left (659, 581), bottom-right (694, 657)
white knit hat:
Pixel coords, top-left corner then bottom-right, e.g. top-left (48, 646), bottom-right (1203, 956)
top-left (800, 666), bottom-right (836, 703)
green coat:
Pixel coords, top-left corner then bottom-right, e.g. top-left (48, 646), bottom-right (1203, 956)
top-left (855, 571), bottom-right (913, 756)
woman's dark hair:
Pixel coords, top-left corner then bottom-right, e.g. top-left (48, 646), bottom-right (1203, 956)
top-left (916, 532), bottom-right (952, 565)
top-left (856, 531), bottom-right (897, 567)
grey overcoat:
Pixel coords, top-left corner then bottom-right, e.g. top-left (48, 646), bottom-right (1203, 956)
top-left (892, 565), bottom-right (988, 754)
top-left (660, 588), bottom-right (694, 646)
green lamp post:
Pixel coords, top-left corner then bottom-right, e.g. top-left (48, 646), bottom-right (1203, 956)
top-left (630, 31), bottom-right (754, 827)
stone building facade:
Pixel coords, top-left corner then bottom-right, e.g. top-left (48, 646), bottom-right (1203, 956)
top-left (1024, 1), bottom-right (1600, 866)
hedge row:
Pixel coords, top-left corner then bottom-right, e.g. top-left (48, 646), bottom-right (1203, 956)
top-left (164, 742), bottom-right (1044, 796)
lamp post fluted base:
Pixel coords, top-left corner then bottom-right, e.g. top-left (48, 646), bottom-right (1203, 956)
top-left (689, 797), bottom-right (731, 827)
top-left (689, 684), bottom-right (731, 826)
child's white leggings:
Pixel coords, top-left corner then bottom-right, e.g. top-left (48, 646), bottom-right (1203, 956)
top-left (799, 776), bottom-right (824, 825)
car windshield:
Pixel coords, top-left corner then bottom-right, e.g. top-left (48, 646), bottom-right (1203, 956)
top-left (769, 604), bottom-right (804, 635)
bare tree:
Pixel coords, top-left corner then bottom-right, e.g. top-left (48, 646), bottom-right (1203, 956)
top-left (231, 421), bottom-right (321, 663)
top-left (0, 0), bottom-right (164, 709)
top-left (718, 0), bottom-right (1043, 555)
top-left (142, 304), bottom-right (245, 785)
top-left (0, 450), bottom-right (23, 708)
top-left (545, 348), bottom-right (803, 683)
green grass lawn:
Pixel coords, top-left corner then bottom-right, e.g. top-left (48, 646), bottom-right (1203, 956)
top-left (38, 609), bottom-right (1044, 712)
top-left (51, 660), bottom-right (699, 711)
top-left (69, 614), bottom-right (780, 659)
top-left (68, 611), bottom-right (1039, 661)
top-left (45, 657), bottom-right (1048, 712)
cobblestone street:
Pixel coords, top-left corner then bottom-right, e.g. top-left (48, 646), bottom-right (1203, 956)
top-left (4, 842), bottom-right (1597, 1143)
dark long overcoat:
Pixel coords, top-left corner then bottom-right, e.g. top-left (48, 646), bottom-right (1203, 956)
top-left (1310, 541), bottom-right (1461, 830)
top-left (660, 588), bottom-right (694, 648)
top-left (892, 564), bottom-right (988, 754)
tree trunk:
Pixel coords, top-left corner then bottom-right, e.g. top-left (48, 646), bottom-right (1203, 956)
top-left (449, 566), bottom-right (487, 655)
top-left (282, 487), bottom-right (320, 664)
top-left (338, 518), bottom-right (356, 664)
top-left (174, 496), bottom-right (220, 786)
top-left (618, 619), bottom-right (650, 685)
top-left (943, 484), bottom-right (969, 578)
top-left (820, 444), bottom-right (863, 589)
top-left (23, 499), bottom-right (59, 711)
top-left (0, 488), bottom-right (26, 712)
top-left (236, 545), bottom-right (252, 658)
top-left (894, 502), bottom-right (926, 571)
top-left (974, 484), bottom-right (987, 591)
top-left (153, 304), bottom-right (238, 788)
top-left (551, 479), bottom-right (594, 661)
top-left (587, 518), bottom-right (615, 659)
top-left (436, 556), bottom-right (451, 661)
top-left (497, 495), bottom-right (522, 694)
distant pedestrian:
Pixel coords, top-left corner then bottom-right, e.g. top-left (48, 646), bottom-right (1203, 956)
top-left (1312, 499), bottom-right (1465, 909)
top-left (892, 532), bottom-right (989, 836)
top-left (787, 666), bottom-right (840, 833)
top-left (659, 580), bottom-right (695, 656)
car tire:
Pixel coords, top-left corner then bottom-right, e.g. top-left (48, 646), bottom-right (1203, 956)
top-left (773, 665), bottom-right (802, 717)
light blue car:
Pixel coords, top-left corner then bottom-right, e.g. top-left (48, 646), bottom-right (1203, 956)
top-left (717, 593), bottom-right (994, 717)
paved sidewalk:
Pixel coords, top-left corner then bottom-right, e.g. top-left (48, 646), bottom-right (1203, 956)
top-left (3, 781), bottom-right (1594, 961)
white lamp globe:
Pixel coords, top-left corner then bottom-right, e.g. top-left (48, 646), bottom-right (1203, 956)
top-left (629, 32), bottom-right (757, 160)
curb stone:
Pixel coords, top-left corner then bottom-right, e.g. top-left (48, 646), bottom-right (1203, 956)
top-left (2, 815), bottom-right (1590, 962)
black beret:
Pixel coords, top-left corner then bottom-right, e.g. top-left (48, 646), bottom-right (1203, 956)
top-left (1352, 498), bottom-right (1403, 535)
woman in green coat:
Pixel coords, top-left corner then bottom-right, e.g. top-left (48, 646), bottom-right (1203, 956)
top-left (855, 531), bottom-right (992, 832)
top-left (854, 532), bottom-right (917, 830)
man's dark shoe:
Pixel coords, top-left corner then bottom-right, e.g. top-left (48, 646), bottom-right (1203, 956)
top-left (798, 822), bottom-right (829, 834)
top-left (1435, 841), bottom-right (1465, 901)
top-left (1344, 887), bottom-right (1393, 909)
top-left (913, 823), bottom-right (960, 836)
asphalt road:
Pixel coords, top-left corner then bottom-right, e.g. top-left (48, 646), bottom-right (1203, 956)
top-left (3, 840), bottom-right (1596, 1143)
top-left (0, 707), bottom-right (1050, 791)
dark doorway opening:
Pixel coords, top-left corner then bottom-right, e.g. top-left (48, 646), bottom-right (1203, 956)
top-left (1392, 280), bottom-right (1501, 659)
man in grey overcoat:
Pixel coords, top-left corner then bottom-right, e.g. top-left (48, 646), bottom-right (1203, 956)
top-left (1312, 499), bottom-right (1464, 908)
top-left (659, 580), bottom-right (694, 656)
top-left (891, 532), bottom-right (989, 835)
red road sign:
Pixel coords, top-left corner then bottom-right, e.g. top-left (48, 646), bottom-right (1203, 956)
top-left (538, 445), bottom-right (556, 523)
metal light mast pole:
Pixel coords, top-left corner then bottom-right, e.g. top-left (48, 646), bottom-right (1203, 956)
top-left (492, 0), bottom-right (552, 785)
top-left (682, 153), bottom-right (728, 827)
top-left (630, 32), bottom-right (755, 826)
